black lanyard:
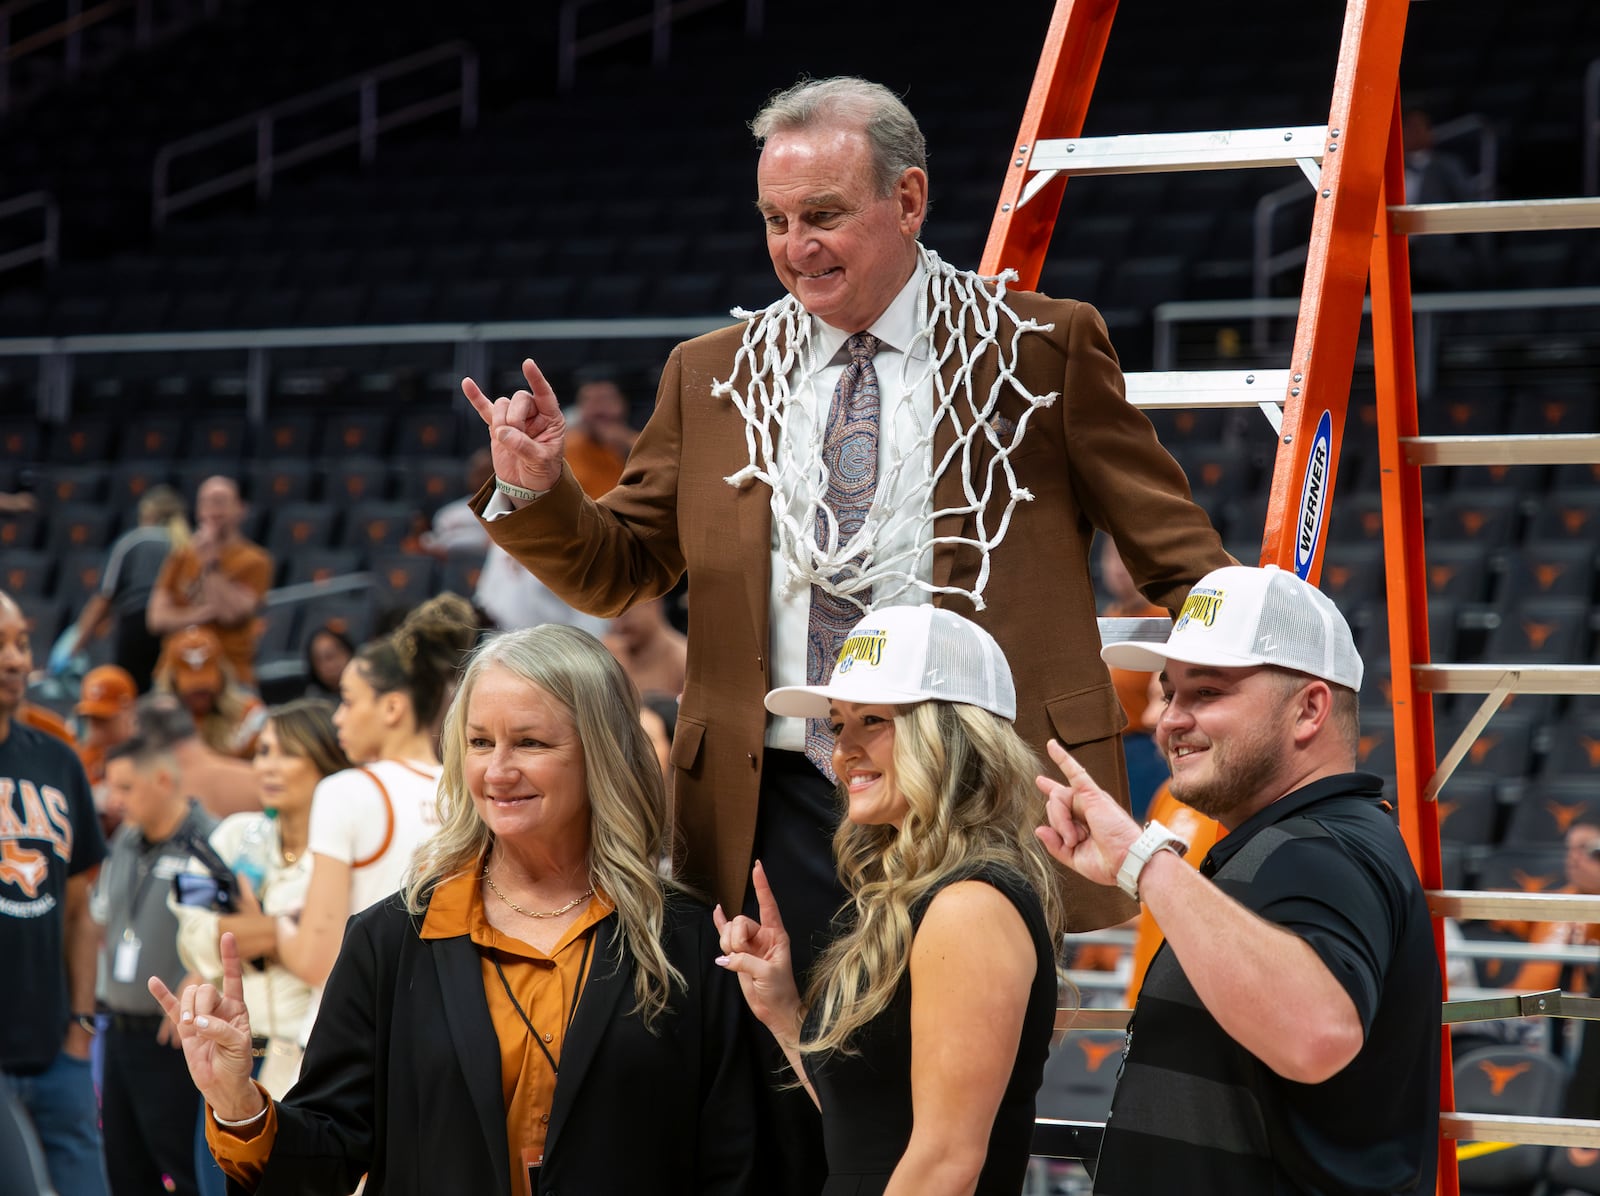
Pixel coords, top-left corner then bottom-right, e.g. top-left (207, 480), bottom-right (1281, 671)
top-left (491, 930), bottom-right (594, 1076)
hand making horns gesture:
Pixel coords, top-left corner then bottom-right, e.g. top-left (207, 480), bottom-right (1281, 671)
top-left (149, 931), bottom-right (266, 1123)
top-left (461, 358), bottom-right (568, 497)
top-left (1034, 739), bottom-right (1143, 889)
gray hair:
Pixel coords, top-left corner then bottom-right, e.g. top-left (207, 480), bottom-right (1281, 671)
top-left (751, 76), bottom-right (927, 196)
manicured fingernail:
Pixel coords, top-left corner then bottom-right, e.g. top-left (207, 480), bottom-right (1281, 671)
top-left (714, 955), bottom-right (730, 967)
top-left (181, 1011), bottom-right (193, 1022)
top-left (195, 1016), bottom-right (209, 1029)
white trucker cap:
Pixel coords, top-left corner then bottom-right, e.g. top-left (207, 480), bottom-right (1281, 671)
top-left (1100, 564), bottom-right (1363, 690)
top-left (765, 605), bottom-right (1017, 721)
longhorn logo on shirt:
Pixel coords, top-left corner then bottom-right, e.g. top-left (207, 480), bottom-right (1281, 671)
top-left (0, 842), bottom-right (48, 898)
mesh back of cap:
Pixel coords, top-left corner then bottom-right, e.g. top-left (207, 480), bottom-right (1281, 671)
top-left (1259, 570), bottom-right (1363, 689)
top-left (926, 614), bottom-right (1016, 717)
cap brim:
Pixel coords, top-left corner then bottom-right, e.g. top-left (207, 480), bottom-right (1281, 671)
top-left (1101, 640), bottom-right (1268, 674)
top-left (765, 683), bottom-right (936, 720)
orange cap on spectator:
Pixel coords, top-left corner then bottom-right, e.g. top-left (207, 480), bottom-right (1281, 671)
top-left (76, 665), bottom-right (137, 718)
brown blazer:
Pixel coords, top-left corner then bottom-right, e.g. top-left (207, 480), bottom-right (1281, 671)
top-left (475, 291), bottom-right (1232, 931)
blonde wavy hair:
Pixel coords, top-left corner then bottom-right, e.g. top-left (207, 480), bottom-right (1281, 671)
top-left (802, 701), bottom-right (1068, 1057)
top-left (403, 624), bottom-right (684, 1028)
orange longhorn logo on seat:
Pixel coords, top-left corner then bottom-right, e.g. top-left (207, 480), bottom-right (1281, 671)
top-left (1078, 1038), bottom-right (1122, 1073)
top-left (1478, 1060), bottom-right (1532, 1097)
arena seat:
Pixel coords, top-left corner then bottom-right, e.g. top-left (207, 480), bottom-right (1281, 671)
top-left (1453, 1043), bottom-right (1568, 1195)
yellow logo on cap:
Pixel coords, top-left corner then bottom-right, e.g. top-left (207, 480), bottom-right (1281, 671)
top-left (835, 629), bottom-right (887, 673)
top-left (1174, 587), bottom-right (1225, 632)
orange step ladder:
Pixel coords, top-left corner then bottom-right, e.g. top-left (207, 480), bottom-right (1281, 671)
top-left (989, 2), bottom-right (1600, 1193)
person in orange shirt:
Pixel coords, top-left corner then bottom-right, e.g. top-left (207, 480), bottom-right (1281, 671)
top-left (150, 624), bottom-right (754, 1196)
top-left (152, 627), bottom-right (266, 761)
top-left (146, 477), bottom-right (273, 685)
top-left (562, 374), bottom-right (638, 499)
top-left (73, 665), bottom-right (138, 836)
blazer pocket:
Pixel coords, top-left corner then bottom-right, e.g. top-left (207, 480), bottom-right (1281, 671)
top-left (669, 715), bottom-right (706, 772)
top-left (1044, 682), bottom-right (1125, 747)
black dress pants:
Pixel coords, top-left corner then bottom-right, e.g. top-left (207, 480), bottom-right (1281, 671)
top-left (102, 1018), bottom-right (203, 1196)
top-left (742, 750), bottom-right (849, 1196)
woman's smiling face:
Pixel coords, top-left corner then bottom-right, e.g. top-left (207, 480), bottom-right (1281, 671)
top-left (829, 701), bottom-right (907, 828)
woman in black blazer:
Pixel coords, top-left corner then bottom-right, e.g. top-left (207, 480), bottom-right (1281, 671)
top-left (153, 624), bottom-right (755, 1195)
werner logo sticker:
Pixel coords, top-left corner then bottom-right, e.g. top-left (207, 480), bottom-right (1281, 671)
top-left (1295, 411), bottom-right (1333, 579)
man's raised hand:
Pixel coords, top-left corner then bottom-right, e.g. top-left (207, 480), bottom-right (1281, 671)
top-left (1034, 740), bottom-right (1142, 888)
top-left (461, 357), bottom-right (568, 497)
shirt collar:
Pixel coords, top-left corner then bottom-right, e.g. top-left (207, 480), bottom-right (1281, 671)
top-left (810, 255), bottom-right (927, 366)
top-left (420, 863), bottom-right (615, 959)
top-left (1200, 771), bottom-right (1388, 874)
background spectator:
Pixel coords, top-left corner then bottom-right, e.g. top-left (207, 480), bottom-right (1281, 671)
top-left (0, 588), bottom-right (109, 1196)
top-left (73, 664), bottom-right (139, 836)
top-left (135, 694), bottom-right (260, 820)
top-left (153, 626), bottom-right (267, 760)
top-left (94, 737), bottom-right (220, 1196)
top-left (300, 624), bottom-right (355, 703)
top-left (603, 597), bottom-right (687, 701)
top-left (416, 448), bottom-right (494, 558)
top-left (54, 485), bottom-right (190, 693)
top-left (564, 370), bottom-right (640, 498)
top-left (146, 477), bottom-right (273, 686)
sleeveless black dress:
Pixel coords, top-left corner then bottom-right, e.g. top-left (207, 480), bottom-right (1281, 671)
top-left (802, 865), bottom-right (1057, 1196)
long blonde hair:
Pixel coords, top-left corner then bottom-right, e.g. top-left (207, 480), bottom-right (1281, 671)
top-left (403, 625), bottom-right (684, 1027)
top-left (803, 701), bottom-right (1067, 1056)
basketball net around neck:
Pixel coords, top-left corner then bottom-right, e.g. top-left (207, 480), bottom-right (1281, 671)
top-left (714, 245), bottom-right (1058, 613)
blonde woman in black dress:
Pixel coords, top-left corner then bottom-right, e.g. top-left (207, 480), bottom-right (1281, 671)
top-left (716, 605), bottom-right (1066, 1196)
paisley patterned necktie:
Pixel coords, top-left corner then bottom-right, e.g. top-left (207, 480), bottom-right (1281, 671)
top-left (803, 332), bottom-right (881, 778)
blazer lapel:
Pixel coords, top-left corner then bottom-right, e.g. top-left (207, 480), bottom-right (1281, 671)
top-left (432, 934), bottom-right (512, 1196)
top-left (542, 915), bottom-right (629, 1165)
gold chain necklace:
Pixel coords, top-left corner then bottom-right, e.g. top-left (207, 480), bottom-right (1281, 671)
top-left (483, 868), bottom-right (594, 919)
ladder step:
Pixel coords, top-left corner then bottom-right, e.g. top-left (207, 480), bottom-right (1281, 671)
top-left (1029, 126), bottom-right (1328, 176)
top-left (1413, 664), bottom-right (1600, 695)
top-left (1098, 616), bottom-right (1171, 645)
top-left (1389, 197), bottom-right (1600, 236)
top-left (1402, 433), bottom-right (1600, 467)
top-left (1441, 1112), bottom-right (1600, 1150)
top-left (1124, 369), bottom-right (1290, 409)
top-left (1430, 890), bottom-right (1600, 924)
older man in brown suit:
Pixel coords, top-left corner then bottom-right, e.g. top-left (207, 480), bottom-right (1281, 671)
top-left (466, 76), bottom-right (1231, 1194)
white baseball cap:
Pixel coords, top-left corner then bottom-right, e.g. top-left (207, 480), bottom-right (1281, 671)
top-left (1100, 564), bottom-right (1363, 690)
top-left (765, 605), bottom-right (1017, 721)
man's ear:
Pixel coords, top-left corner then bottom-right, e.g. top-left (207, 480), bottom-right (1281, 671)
top-left (1292, 679), bottom-right (1334, 745)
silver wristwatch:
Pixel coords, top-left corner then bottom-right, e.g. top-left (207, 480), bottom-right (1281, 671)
top-left (1115, 819), bottom-right (1189, 901)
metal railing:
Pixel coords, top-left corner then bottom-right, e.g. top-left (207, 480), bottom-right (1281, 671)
top-left (0, 189), bottom-right (58, 277)
top-left (0, 315), bottom-right (734, 422)
top-left (151, 41), bottom-right (478, 228)
top-left (0, 0), bottom-right (221, 113)
top-left (555, 0), bottom-right (763, 90)
top-left (1252, 112), bottom-right (1499, 313)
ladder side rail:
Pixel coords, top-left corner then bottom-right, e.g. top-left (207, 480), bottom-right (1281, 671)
top-left (1258, 0), bottom-right (1409, 585)
top-left (1367, 92), bottom-right (1458, 1196)
top-left (978, 0), bottom-right (1119, 287)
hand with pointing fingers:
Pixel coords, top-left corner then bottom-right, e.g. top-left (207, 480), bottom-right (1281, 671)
top-left (712, 860), bottom-right (803, 1043)
top-left (461, 358), bottom-right (568, 498)
top-left (148, 931), bottom-right (265, 1123)
top-left (1034, 739), bottom-right (1144, 889)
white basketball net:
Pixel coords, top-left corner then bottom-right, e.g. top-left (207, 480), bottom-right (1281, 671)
top-left (714, 246), bottom-right (1058, 613)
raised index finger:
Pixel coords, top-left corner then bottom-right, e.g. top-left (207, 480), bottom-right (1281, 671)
top-left (219, 931), bottom-right (246, 1005)
top-left (751, 860), bottom-right (786, 933)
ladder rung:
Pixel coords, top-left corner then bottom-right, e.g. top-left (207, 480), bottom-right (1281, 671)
top-left (1055, 1007), bottom-right (1132, 1034)
top-left (1124, 369), bottom-right (1290, 409)
top-left (1441, 1112), bottom-right (1600, 1149)
top-left (1098, 616), bottom-right (1171, 645)
top-left (1429, 890), bottom-right (1600, 923)
top-left (1402, 434), bottom-right (1600, 467)
top-left (1029, 126), bottom-right (1328, 176)
top-left (1413, 664), bottom-right (1600, 696)
top-left (1446, 990), bottom-right (1600, 1025)
top-left (1389, 197), bottom-right (1600, 236)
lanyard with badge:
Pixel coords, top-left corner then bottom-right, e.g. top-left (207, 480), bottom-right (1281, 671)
top-left (491, 931), bottom-right (594, 1196)
top-left (112, 836), bottom-right (170, 984)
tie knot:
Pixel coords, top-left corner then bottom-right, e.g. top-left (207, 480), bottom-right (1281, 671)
top-left (846, 332), bottom-right (879, 366)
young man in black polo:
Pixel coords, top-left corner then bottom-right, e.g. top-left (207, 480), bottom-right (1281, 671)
top-left (1038, 564), bottom-right (1441, 1195)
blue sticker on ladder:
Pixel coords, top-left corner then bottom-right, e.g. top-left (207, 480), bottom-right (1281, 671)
top-left (1294, 410), bottom-right (1333, 580)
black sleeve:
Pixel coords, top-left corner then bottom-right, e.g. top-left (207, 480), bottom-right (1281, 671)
top-left (255, 914), bottom-right (381, 1196)
top-left (1243, 835), bottom-right (1396, 1032)
top-left (686, 906), bottom-right (757, 1195)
